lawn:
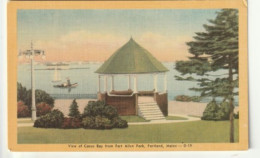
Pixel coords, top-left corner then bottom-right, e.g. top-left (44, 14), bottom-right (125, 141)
top-left (17, 119), bottom-right (34, 124)
top-left (166, 116), bottom-right (188, 120)
top-left (18, 120), bottom-right (239, 144)
top-left (120, 115), bottom-right (188, 122)
top-left (120, 115), bottom-right (149, 122)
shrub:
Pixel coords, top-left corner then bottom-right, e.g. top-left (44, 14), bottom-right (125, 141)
top-left (216, 101), bottom-right (230, 120)
top-left (17, 101), bottom-right (30, 118)
top-left (83, 101), bottom-right (118, 119)
top-left (82, 116), bottom-right (113, 129)
top-left (95, 116), bottom-right (113, 129)
top-left (69, 99), bottom-right (80, 118)
top-left (81, 101), bottom-right (128, 129)
top-left (34, 109), bottom-right (64, 128)
top-left (201, 100), bottom-right (236, 121)
top-left (201, 100), bottom-right (220, 121)
top-left (83, 101), bottom-right (105, 117)
top-left (61, 117), bottom-right (82, 129)
top-left (82, 117), bottom-right (95, 129)
top-left (103, 105), bottom-right (118, 119)
top-left (112, 117), bottom-right (128, 128)
top-left (36, 102), bottom-right (52, 117)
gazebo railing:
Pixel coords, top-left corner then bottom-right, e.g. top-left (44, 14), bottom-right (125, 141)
top-left (107, 92), bottom-right (135, 97)
top-left (107, 89), bottom-right (135, 97)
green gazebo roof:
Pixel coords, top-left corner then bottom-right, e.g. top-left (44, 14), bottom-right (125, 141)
top-left (95, 38), bottom-right (169, 74)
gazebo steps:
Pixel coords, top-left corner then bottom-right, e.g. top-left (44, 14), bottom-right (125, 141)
top-left (138, 101), bottom-right (165, 121)
top-left (139, 106), bottom-right (160, 110)
top-left (139, 111), bottom-right (164, 115)
top-left (138, 102), bottom-right (158, 106)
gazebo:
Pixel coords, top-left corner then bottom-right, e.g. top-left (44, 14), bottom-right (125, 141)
top-left (95, 38), bottom-right (169, 120)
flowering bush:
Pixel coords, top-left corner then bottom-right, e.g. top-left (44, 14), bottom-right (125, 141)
top-left (17, 101), bottom-right (30, 118)
top-left (36, 102), bottom-right (52, 117)
top-left (61, 117), bottom-right (82, 129)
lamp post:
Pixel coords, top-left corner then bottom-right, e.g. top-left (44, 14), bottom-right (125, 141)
top-left (19, 41), bottom-right (45, 121)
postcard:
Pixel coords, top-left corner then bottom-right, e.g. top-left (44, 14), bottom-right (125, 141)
top-left (8, 0), bottom-right (248, 151)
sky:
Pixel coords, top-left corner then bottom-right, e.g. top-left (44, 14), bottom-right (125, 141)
top-left (17, 9), bottom-right (220, 62)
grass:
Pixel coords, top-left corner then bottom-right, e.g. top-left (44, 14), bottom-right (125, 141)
top-left (17, 119), bottom-right (34, 124)
top-left (18, 120), bottom-right (239, 144)
top-left (120, 115), bottom-right (149, 122)
top-left (166, 116), bottom-right (188, 120)
top-left (188, 115), bottom-right (201, 118)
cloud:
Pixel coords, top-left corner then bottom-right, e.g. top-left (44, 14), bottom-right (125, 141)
top-left (20, 30), bottom-right (193, 62)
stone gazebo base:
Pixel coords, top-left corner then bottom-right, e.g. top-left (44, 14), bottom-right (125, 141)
top-left (97, 90), bottom-right (168, 117)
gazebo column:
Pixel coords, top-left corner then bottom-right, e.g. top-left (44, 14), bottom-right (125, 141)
top-left (153, 74), bottom-right (158, 92)
top-left (133, 75), bottom-right (137, 93)
top-left (104, 75), bottom-right (107, 92)
top-left (111, 75), bottom-right (114, 91)
top-left (128, 75), bottom-right (131, 90)
top-left (164, 73), bottom-right (167, 92)
top-left (98, 75), bottom-right (101, 92)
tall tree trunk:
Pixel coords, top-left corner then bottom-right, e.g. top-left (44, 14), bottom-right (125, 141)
top-left (229, 55), bottom-right (234, 143)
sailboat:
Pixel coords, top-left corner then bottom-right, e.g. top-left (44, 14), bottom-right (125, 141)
top-left (52, 66), bottom-right (62, 83)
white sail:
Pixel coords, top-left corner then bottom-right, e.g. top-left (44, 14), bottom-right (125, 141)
top-left (52, 66), bottom-right (61, 82)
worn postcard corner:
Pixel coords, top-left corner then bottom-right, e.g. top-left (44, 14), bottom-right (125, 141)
top-left (7, 0), bottom-right (248, 152)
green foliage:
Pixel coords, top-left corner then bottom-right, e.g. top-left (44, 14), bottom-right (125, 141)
top-left (27, 89), bottom-right (55, 107)
top-left (83, 101), bottom-right (118, 119)
top-left (82, 116), bottom-right (112, 129)
top-left (175, 9), bottom-right (238, 99)
top-left (17, 83), bottom-right (27, 103)
top-left (111, 117), bottom-right (128, 128)
top-left (34, 109), bottom-right (64, 128)
top-left (17, 82), bottom-right (54, 108)
top-left (201, 100), bottom-right (220, 121)
top-left (81, 101), bottom-right (128, 129)
top-left (68, 99), bottom-right (80, 118)
top-left (217, 101), bottom-right (230, 120)
top-left (175, 95), bottom-right (201, 102)
top-left (82, 116), bottom-right (127, 129)
top-left (201, 101), bottom-right (231, 121)
top-left (175, 59), bottom-right (211, 76)
top-left (94, 116), bottom-right (113, 129)
top-left (175, 10), bottom-right (239, 142)
top-left (81, 117), bottom-right (96, 129)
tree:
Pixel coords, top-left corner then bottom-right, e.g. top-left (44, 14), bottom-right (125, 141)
top-left (26, 89), bottom-right (55, 108)
top-left (17, 82), bottom-right (27, 102)
top-left (17, 82), bottom-right (55, 109)
top-left (175, 9), bottom-right (238, 142)
top-left (69, 99), bottom-right (80, 118)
